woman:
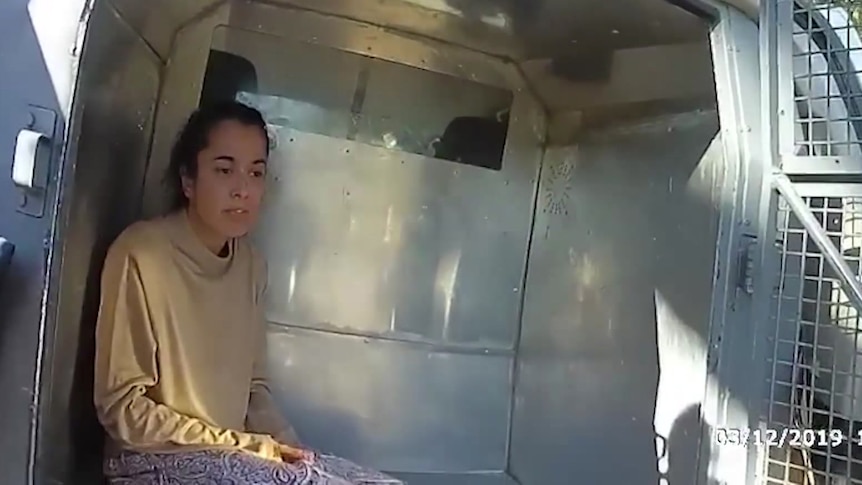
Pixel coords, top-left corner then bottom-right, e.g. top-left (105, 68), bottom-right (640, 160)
top-left (94, 101), bottom-right (403, 485)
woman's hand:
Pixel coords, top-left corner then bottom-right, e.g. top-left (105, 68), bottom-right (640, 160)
top-left (278, 443), bottom-right (315, 464)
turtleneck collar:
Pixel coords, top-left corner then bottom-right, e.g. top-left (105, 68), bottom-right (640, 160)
top-left (164, 209), bottom-right (235, 277)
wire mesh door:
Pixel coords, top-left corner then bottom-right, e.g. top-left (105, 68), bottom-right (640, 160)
top-left (759, 0), bottom-right (862, 483)
top-left (762, 187), bottom-right (862, 484)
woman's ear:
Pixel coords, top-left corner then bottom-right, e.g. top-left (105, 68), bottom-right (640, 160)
top-left (180, 167), bottom-right (194, 200)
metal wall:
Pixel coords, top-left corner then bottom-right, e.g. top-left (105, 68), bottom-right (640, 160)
top-left (140, 1), bottom-right (545, 480)
top-left (510, 110), bottom-right (722, 485)
top-left (107, 0), bottom-right (222, 60)
top-left (698, 6), bottom-right (764, 484)
top-left (141, 3), bottom-right (231, 217)
top-left (251, 113), bottom-right (540, 472)
top-left (31, 1), bottom-right (164, 482)
top-left (43, 1), bottom-right (750, 484)
top-left (0, 0), bottom-right (767, 484)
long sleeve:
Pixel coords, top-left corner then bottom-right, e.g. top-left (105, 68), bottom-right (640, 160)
top-left (93, 240), bottom-right (281, 460)
top-left (246, 359), bottom-right (301, 446)
top-left (245, 254), bottom-right (301, 446)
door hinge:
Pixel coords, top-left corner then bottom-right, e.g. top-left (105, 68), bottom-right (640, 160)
top-left (737, 234), bottom-right (758, 295)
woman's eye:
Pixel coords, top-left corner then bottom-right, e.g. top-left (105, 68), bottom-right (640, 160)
top-left (252, 170), bottom-right (265, 178)
top-left (216, 167), bottom-right (232, 175)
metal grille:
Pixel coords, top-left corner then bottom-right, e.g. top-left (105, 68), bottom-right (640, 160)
top-left (763, 193), bottom-right (862, 484)
top-left (792, 1), bottom-right (862, 157)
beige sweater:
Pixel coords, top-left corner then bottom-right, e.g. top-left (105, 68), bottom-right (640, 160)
top-left (93, 210), bottom-right (297, 460)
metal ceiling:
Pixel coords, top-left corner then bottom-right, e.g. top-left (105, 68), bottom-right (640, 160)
top-left (261, 0), bottom-right (712, 60)
top-left (106, 0), bottom-right (724, 115)
top-left (108, 0), bottom-right (726, 63)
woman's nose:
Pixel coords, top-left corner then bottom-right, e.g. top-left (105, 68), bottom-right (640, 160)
top-left (231, 176), bottom-right (250, 199)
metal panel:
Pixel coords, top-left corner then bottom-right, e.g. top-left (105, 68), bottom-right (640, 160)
top-left (226, 1), bottom-right (524, 91)
top-left (262, 0), bottom-right (705, 57)
top-left (700, 5), bottom-right (768, 485)
top-left (107, 0), bottom-right (225, 60)
top-left (235, 0), bottom-right (722, 123)
top-left (30, 2), bottom-right (163, 483)
top-left (521, 42), bottom-right (716, 113)
top-left (509, 110), bottom-right (722, 485)
top-left (251, 0), bottom-right (724, 62)
top-left (215, 8), bottom-right (547, 475)
top-left (220, 25), bottom-right (514, 164)
top-left (753, 0), bottom-right (810, 482)
top-left (252, 0), bottom-right (523, 59)
top-left (725, 0), bottom-right (759, 18)
top-left (141, 3), bottom-right (231, 217)
top-left (249, 97), bottom-right (540, 349)
top-left (142, 0), bottom-right (534, 216)
top-left (263, 326), bottom-right (512, 472)
top-left (215, 4), bottom-right (547, 474)
top-left (392, 471), bottom-right (520, 485)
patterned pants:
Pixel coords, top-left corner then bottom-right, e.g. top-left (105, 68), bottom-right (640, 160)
top-left (104, 449), bottom-right (404, 485)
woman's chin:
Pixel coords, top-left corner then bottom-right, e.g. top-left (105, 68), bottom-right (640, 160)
top-left (218, 213), bottom-right (256, 238)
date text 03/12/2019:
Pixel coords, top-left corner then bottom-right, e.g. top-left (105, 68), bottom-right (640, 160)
top-left (714, 428), bottom-right (861, 448)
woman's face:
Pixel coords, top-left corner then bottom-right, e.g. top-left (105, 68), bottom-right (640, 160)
top-left (182, 119), bottom-right (268, 241)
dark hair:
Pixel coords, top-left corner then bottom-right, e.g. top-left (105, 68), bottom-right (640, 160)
top-left (164, 101), bottom-right (269, 210)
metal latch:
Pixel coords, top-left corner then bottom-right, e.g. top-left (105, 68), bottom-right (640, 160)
top-left (14, 129), bottom-right (47, 188)
top-left (11, 105), bottom-right (57, 218)
top-left (737, 234), bottom-right (757, 295)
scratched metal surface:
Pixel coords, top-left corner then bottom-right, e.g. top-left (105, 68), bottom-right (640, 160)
top-left (510, 110), bottom-right (722, 485)
top-left (248, 97), bottom-right (542, 348)
top-left (263, 326), bottom-right (514, 472)
top-left (228, 17), bottom-right (545, 472)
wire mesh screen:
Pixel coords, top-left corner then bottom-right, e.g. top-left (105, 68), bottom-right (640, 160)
top-left (792, 1), bottom-right (862, 157)
top-left (762, 193), bottom-right (862, 484)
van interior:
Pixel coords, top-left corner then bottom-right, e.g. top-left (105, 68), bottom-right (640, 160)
top-left (46, 0), bottom-right (724, 483)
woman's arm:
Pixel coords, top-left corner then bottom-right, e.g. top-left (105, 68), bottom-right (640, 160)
top-left (245, 340), bottom-right (301, 447)
top-left (93, 238), bottom-right (281, 460)
top-left (244, 253), bottom-right (301, 447)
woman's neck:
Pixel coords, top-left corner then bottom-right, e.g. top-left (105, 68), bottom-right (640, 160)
top-left (184, 208), bottom-right (229, 256)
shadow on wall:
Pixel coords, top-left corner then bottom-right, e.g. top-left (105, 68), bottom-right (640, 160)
top-left (509, 111), bottom-right (731, 485)
top-left (648, 125), bottom-right (728, 485)
top-left (664, 404), bottom-right (720, 485)
top-left (38, 2), bottom-right (162, 483)
top-left (65, 91), bottom-right (154, 481)
top-left (65, 94), bottom-right (153, 484)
